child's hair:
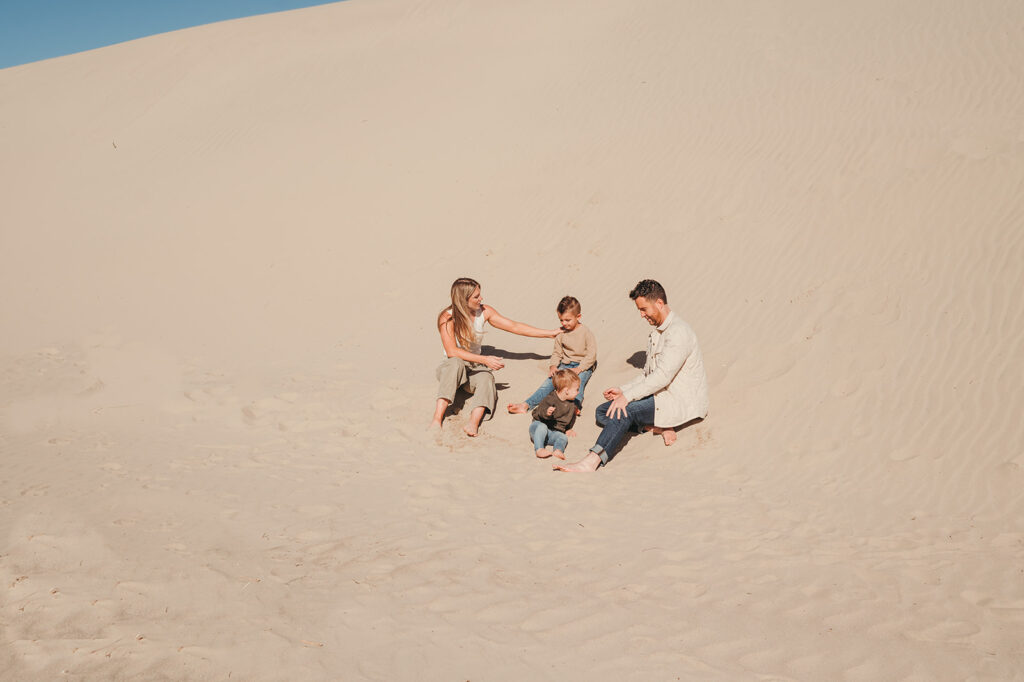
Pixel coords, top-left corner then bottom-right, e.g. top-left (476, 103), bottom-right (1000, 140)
top-left (552, 369), bottom-right (581, 392)
top-left (556, 295), bottom-right (581, 316)
top-left (439, 277), bottom-right (481, 350)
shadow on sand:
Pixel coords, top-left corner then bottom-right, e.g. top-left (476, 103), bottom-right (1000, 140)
top-left (481, 345), bottom-right (549, 362)
top-left (626, 350), bottom-right (646, 369)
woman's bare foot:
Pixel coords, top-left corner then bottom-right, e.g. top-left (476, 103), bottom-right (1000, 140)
top-left (463, 406), bottom-right (486, 437)
top-left (552, 449), bottom-right (566, 460)
top-left (507, 402), bottom-right (529, 414)
top-left (553, 451), bottom-right (601, 472)
top-left (535, 448), bottom-right (552, 458)
top-left (431, 398), bottom-right (450, 430)
top-left (651, 427), bottom-right (677, 446)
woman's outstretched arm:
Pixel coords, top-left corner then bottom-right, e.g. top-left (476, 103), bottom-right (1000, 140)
top-left (484, 305), bottom-right (560, 338)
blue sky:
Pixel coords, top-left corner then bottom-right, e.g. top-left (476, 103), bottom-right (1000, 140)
top-left (0, 1), bottom-right (342, 70)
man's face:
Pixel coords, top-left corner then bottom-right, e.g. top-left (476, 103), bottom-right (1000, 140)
top-left (634, 296), bottom-right (666, 326)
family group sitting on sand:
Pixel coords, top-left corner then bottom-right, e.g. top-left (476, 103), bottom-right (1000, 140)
top-left (429, 277), bottom-right (709, 472)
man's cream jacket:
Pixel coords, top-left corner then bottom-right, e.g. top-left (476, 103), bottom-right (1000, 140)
top-left (621, 311), bottom-right (709, 428)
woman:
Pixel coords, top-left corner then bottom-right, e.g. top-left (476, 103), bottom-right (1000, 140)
top-left (431, 277), bottom-right (559, 436)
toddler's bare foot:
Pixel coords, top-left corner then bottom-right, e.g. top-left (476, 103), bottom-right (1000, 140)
top-left (651, 426), bottom-right (677, 446)
top-left (507, 403), bottom-right (529, 414)
top-left (427, 420), bottom-right (442, 431)
top-left (463, 423), bottom-right (479, 437)
top-left (552, 449), bottom-right (566, 460)
top-left (535, 448), bottom-right (552, 459)
top-left (553, 451), bottom-right (601, 472)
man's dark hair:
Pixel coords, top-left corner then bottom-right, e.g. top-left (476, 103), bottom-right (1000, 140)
top-left (629, 279), bottom-right (667, 304)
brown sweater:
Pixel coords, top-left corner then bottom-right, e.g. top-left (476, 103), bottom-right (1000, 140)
top-left (531, 392), bottom-right (577, 432)
top-left (550, 323), bottom-right (597, 371)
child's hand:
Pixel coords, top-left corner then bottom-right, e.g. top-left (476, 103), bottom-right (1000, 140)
top-left (546, 406), bottom-right (556, 417)
top-left (566, 429), bottom-right (577, 438)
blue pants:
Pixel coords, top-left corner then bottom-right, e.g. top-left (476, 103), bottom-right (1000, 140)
top-left (523, 362), bottom-right (594, 409)
top-left (530, 420), bottom-right (569, 453)
top-left (589, 395), bottom-right (656, 465)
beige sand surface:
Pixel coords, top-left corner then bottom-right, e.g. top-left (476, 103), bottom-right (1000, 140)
top-left (2, 0), bottom-right (1023, 679)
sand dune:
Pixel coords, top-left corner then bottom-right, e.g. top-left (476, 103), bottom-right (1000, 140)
top-left (2, 0), bottom-right (1023, 679)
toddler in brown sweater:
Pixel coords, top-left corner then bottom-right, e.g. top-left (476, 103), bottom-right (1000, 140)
top-left (529, 369), bottom-right (580, 459)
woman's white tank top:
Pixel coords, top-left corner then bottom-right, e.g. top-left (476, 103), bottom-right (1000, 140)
top-left (442, 308), bottom-right (487, 357)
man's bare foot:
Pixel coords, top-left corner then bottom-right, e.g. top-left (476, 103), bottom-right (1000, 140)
top-left (552, 449), bottom-right (566, 460)
top-left (535, 448), bottom-right (552, 459)
top-left (651, 427), bottom-right (677, 446)
top-left (463, 423), bottom-right (479, 437)
top-left (553, 451), bottom-right (601, 472)
top-left (507, 403), bottom-right (529, 414)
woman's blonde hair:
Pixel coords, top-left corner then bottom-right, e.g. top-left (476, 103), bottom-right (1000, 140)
top-left (439, 277), bottom-right (481, 350)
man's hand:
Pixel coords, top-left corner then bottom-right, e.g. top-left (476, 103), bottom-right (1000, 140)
top-left (482, 356), bottom-right (505, 371)
top-left (605, 389), bottom-right (630, 419)
top-left (548, 365), bottom-right (558, 377)
top-left (571, 366), bottom-right (582, 375)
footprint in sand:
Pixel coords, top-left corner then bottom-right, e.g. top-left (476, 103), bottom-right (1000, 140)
top-left (907, 619), bottom-right (981, 643)
top-left (20, 484), bottom-right (50, 497)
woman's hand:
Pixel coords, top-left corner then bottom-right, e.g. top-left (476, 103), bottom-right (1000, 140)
top-left (481, 356), bottom-right (505, 371)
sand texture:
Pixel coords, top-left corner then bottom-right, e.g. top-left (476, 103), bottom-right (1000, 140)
top-left (2, 0), bottom-right (1023, 679)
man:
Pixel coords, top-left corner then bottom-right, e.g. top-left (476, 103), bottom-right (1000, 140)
top-left (555, 279), bottom-right (709, 472)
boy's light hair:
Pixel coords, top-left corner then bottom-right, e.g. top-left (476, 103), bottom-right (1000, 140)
top-left (552, 369), bottom-right (581, 392)
top-left (557, 295), bottom-right (581, 316)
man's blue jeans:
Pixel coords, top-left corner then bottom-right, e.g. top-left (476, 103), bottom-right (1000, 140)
top-left (530, 420), bottom-right (569, 452)
top-left (523, 362), bottom-right (594, 409)
top-left (589, 395), bottom-right (656, 465)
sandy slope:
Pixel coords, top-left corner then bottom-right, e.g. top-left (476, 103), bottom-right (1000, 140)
top-left (2, 0), bottom-right (1023, 679)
